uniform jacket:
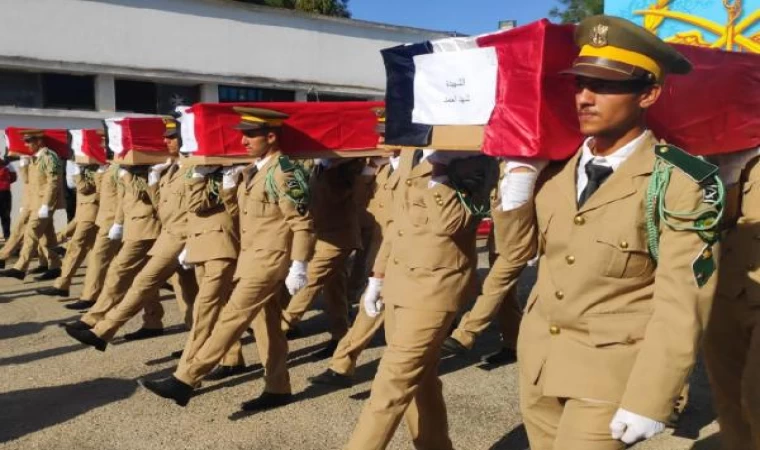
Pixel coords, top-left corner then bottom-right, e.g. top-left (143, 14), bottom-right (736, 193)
top-left (362, 161), bottom-right (402, 271)
top-left (184, 175), bottom-right (239, 264)
top-left (18, 164), bottom-right (32, 210)
top-left (353, 167), bottom-right (376, 231)
top-left (226, 151), bottom-right (315, 279)
top-left (146, 164), bottom-right (192, 259)
top-left (517, 131), bottom-right (718, 422)
top-left (29, 148), bottom-right (63, 218)
top-left (310, 159), bottom-right (364, 250)
top-left (73, 170), bottom-right (99, 223)
top-left (95, 166), bottom-right (120, 229)
top-left (115, 169), bottom-right (161, 242)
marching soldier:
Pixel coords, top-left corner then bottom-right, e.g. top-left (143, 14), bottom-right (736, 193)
top-left (0, 156), bottom-right (35, 268)
top-left (65, 120), bottom-right (198, 349)
top-left (509, 16), bottom-right (723, 449)
top-left (0, 130), bottom-right (62, 280)
top-left (37, 163), bottom-right (100, 297)
top-left (280, 156), bottom-right (364, 356)
top-left (141, 108), bottom-right (314, 412)
top-left (704, 148), bottom-right (760, 449)
top-left (64, 163), bottom-right (123, 311)
top-left (347, 158), bottom-right (381, 302)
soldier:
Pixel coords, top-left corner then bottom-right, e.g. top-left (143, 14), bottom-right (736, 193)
top-left (309, 152), bottom-right (402, 388)
top-left (0, 130), bottom-right (62, 280)
top-left (508, 16), bottom-right (722, 449)
top-left (703, 148), bottom-right (760, 449)
top-left (140, 108), bottom-right (314, 412)
top-left (0, 156), bottom-right (32, 269)
top-left (65, 120), bottom-right (198, 349)
top-left (347, 157), bottom-right (381, 302)
top-left (37, 163), bottom-right (100, 297)
top-left (280, 156), bottom-right (364, 356)
top-left (64, 163), bottom-right (123, 311)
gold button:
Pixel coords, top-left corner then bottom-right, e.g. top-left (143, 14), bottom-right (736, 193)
top-left (574, 215), bottom-right (585, 226)
top-left (397, 230), bottom-right (404, 237)
top-left (406, 180), bottom-right (412, 186)
top-left (393, 258), bottom-right (399, 264)
top-left (437, 201), bottom-right (444, 206)
top-left (565, 255), bottom-right (575, 265)
top-left (555, 291), bottom-right (564, 300)
top-left (620, 241), bottom-right (629, 249)
top-left (379, 202), bottom-right (384, 208)
top-left (549, 325), bottom-right (560, 335)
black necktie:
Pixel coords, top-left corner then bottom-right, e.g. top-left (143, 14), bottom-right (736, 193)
top-left (412, 149), bottom-right (424, 168)
top-left (578, 161), bottom-right (613, 207)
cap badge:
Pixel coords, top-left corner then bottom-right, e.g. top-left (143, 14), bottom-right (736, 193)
top-left (590, 23), bottom-right (609, 47)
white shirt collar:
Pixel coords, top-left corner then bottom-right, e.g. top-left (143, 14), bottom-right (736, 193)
top-left (578, 130), bottom-right (648, 171)
top-left (256, 154), bottom-right (273, 171)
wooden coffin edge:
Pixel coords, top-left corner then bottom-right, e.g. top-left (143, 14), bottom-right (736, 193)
top-left (181, 155), bottom-right (257, 166)
top-left (113, 150), bottom-right (173, 166)
top-left (384, 125), bottom-right (486, 152)
top-left (286, 148), bottom-right (392, 159)
top-left (75, 155), bottom-right (105, 165)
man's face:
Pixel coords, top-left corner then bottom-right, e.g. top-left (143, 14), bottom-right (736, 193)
top-left (241, 129), bottom-right (275, 158)
top-left (575, 76), bottom-right (661, 137)
top-left (23, 137), bottom-right (43, 153)
top-left (164, 136), bottom-right (180, 155)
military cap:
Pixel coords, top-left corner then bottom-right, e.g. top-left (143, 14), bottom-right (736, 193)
top-left (233, 107), bottom-right (289, 131)
top-left (163, 118), bottom-right (180, 138)
top-left (563, 15), bottom-right (692, 83)
top-left (20, 129), bottom-right (44, 141)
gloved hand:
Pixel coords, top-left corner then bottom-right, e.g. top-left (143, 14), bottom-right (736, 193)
top-left (148, 158), bottom-right (173, 186)
top-left (222, 165), bottom-right (246, 190)
top-left (499, 158), bottom-right (549, 211)
top-left (19, 156), bottom-right (30, 167)
top-left (609, 408), bottom-right (665, 444)
top-left (71, 164), bottom-right (82, 176)
top-left (177, 247), bottom-right (193, 270)
top-left (285, 260), bottom-right (308, 296)
top-left (96, 165), bottom-right (108, 174)
top-left (363, 277), bottom-right (384, 318)
top-left (191, 165), bottom-right (220, 179)
top-left (37, 204), bottom-right (50, 219)
top-left (118, 168), bottom-right (129, 178)
top-left (108, 223), bottom-right (124, 241)
top-left (719, 147), bottom-right (760, 185)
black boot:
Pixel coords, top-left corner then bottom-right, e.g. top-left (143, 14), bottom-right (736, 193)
top-left (313, 340), bottom-right (339, 360)
top-left (64, 320), bottom-right (92, 331)
top-left (442, 336), bottom-right (469, 355)
top-left (65, 327), bottom-right (107, 351)
top-left (0, 268), bottom-right (25, 280)
top-left (482, 347), bottom-right (517, 365)
top-left (29, 265), bottom-right (49, 275)
top-left (308, 369), bottom-right (353, 389)
top-left (123, 328), bottom-right (164, 341)
top-left (34, 268), bottom-right (61, 281)
top-left (140, 376), bottom-right (193, 407)
top-left (205, 364), bottom-right (247, 381)
top-left (240, 392), bottom-right (293, 412)
top-left (37, 286), bottom-right (70, 297)
top-left (65, 299), bottom-right (96, 310)
top-left (0, 259), bottom-right (4, 269)
top-left (284, 325), bottom-right (303, 340)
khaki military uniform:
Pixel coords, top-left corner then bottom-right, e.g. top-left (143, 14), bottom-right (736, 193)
top-left (79, 166), bottom-right (122, 302)
top-left (174, 151), bottom-right (315, 396)
top-left (517, 132), bottom-right (718, 449)
top-left (90, 164), bottom-right (198, 341)
top-left (82, 169), bottom-right (162, 328)
top-left (52, 169), bottom-right (99, 291)
top-left (176, 175), bottom-right (243, 373)
top-left (347, 166), bottom-right (377, 300)
top-left (704, 158), bottom-right (760, 450)
top-left (0, 164), bottom-right (33, 260)
top-left (13, 148), bottom-right (63, 272)
top-left (281, 159), bottom-right (364, 341)
top-left (56, 219), bottom-right (78, 244)
top-left (346, 155), bottom-right (484, 450)
top-left (331, 161), bottom-right (398, 376)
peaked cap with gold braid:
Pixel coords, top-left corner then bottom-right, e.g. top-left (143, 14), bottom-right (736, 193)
top-left (233, 107), bottom-right (289, 131)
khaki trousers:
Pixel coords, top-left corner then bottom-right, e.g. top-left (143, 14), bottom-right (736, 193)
top-left (281, 244), bottom-right (352, 340)
top-left (345, 305), bottom-right (457, 450)
top-left (56, 219), bottom-right (77, 243)
top-left (348, 224), bottom-right (376, 301)
top-left (704, 291), bottom-right (760, 450)
top-left (79, 228), bottom-right (121, 301)
top-left (14, 218), bottom-right (60, 271)
top-left (330, 293), bottom-right (385, 376)
top-left (451, 255), bottom-right (523, 350)
top-left (82, 239), bottom-right (158, 327)
top-left (170, 269), bottom-right (199, 329)
top-left (53, 221), bottom-right (97, 290)
top-left (520, 371), bottom-right (624, 450)
top-left (175, 250), bottom-right (290, 395)
top-left (0, 207), bottom-right (30, 259)
top-left (177, 259), bottom-right (244, 371)
top-left (92, 254), bottom-right (197, 341)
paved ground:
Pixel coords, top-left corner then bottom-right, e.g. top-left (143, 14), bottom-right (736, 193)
top-left (0, 245), bottom-right (721, 450)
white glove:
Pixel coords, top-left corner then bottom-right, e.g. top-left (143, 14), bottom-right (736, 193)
top-left (70, 164), bottom-right (82, 176)
top-left (118, 168), bottom-right (129, 178)
top-left (222, 166), bottom-right (246, 190)
top-left (177, 248), bottom-right (193, 270)
top-left (363, 277), bottom-right (384, 318)
top-left (609, 408), bottom-right (665, 444)
top-left (108, 223), bottom-right (123, 241)
top-left (19, 156), bottom-right (30, 167)
top-left (719, 147), bottom-right (760, 186)
top-left (18, 207), bottom-right (25, 213)
top-left (285, 260), bottom-right (308, 295)
top-left (149, 158), bottom-right (173, 186)
top-left (97, 165), bottom-right (108, 174)
top-left (37, 204), bottom-right (50, 219)
top-left (191, 165), bottom-right (220, 179)
top-left (499, 158), bottom-right (549, 211)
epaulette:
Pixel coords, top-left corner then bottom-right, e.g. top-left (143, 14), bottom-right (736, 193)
top-left (278, 155), bottom-right (296, 173)
top-left (654, 144), bottom-right (718, 184)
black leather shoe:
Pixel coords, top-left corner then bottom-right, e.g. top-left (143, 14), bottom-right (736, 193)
top-left (123, 328), bottom-right (164, 341)
top-left (64, 320), bottom-right (92, 331)
top-left (205, 364), bottom-right (246, 381)
top-left (53, 246), bottom-right (67, 257)
top-left (442, 337), bottom-right (469, 355)
top-left (0, 268), bottom-right (25, 280)
top-left (65, 327), bottom-right (107, 351)
top-left (29, 265), bottom-right (49, 275)
top-left (37, 286), bottom-right (69, 297)
top-left (34, 268), bottom-right (61, 281)
top-left (65, 300), bottom-right (96, 310)
top-left (140, 376), bottom-right (193, 407)
top-left (308, 369), bottom-right (353, 389)
top-left (0, 259), bottom-right (5, 269)
top-left (240, 392), bottom-right (293, 412)
top-left (313, 340), bottom-right (339, 360)
top-left (482, 347), bottom-right (517, 365)
top-left (285, 325), bottom-right (303, 340)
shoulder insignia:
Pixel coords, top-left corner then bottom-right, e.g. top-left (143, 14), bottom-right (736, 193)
top-left (654, 144), bottom-right (718, 184)
top-left (278, 155), bottom-right (295, 173)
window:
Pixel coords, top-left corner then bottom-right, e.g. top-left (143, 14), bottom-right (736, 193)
top-left (307, 92), bottom-right (370, 102)
top-left (116, 80), bottom-right (199, 114)
top-left (218, 85), bottom-right (295, 103)
top-left (41, 73), bottom-right (95, 110)
top-left (0, 70), bottom-right (42, 108)
top-left (157, 84), bottom-right (199, 114)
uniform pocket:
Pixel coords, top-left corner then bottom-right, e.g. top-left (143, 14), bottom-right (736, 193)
top-left (595, 232), bottom-right (652, 278)
top-left (587, 312), bottom-right (651, 347)
top-left (408, 201), bottom-right (429, 227)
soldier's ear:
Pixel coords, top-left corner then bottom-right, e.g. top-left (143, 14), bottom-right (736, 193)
top-left (638, 84), bottom-right (661, 110)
